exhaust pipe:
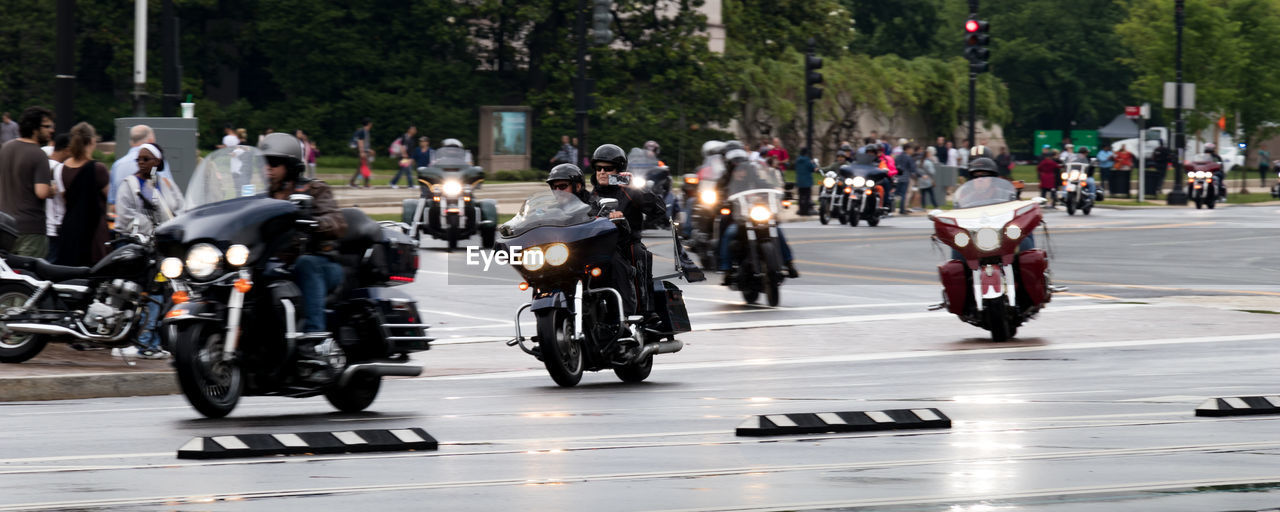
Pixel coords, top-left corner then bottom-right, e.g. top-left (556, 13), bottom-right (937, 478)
top-left (339, 362), bottom-right (423, 387)
top-left (634, 338), bottom-right (684, 362)
top-left (3, 322), bottom-right (134, 343)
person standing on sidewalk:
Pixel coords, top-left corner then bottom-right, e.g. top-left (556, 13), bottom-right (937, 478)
top-left (0, 106), bottom-right (56, 258)
top-left (348, 118), bottom-right (373, 188)
top-left (0, 112), bottom-right (19, 144)
top-left (793, 147), bottom-right (816, 215)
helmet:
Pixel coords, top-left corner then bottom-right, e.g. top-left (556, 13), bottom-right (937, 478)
top-left (546, 163), bottom-right (585, 188)
top-left (724, 148), bottom-right (749, 165)
top-left (1077, 146), bottom-right (1090, 154)
top-left (258, 132), bottom-right (307, 178)
top-left (644, 140), bottom-right (660, 156)
top-left (1205, 143), bottom-right (1216, 151)
top-left (591, 144), bottom-right (627, 172)
top-left (720, 140), bottom-right (745, 155)
top-left (442, 138), bottom-right (463, 148)
top-left (701, 140), bottom-right (724, 157)
top-left (967, 157), bottom-right (1000, 178)
top-left (863, 144), bottom-right (881, 154)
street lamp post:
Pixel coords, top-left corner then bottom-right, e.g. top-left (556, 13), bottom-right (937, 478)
top-left (1167, 0), bottom-right (1188, 205)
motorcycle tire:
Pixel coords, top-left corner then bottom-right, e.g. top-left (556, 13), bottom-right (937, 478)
top-left (1194, 198), bottom-right (1203, 209)
top-left (849, 209), bottom-right (860, 227)
top-left (0, 283), bottom-right (48, 363)
top-left (1207, 196), bottom-right (1217, 209)
top-left (983, 299), bottom-right (1013, 342)
top-left (535, 309), bottom-right (583, 387)
top-left (480, 226), bottom-right (496, 249)
top-left (1082, 202), bottom-right (1092, 215)
top-left (759, 241), bottom-right (782, 307)
top-left (1066, 198), bottom-right (1076, 216)
top-left (325, 372), bottom-right (382, 412)
top-left (739, 262), bottom-right (759, 304)
top-left (613, 353), bottom-right (653, 383)
top-left (173, 322), bottom-right (243, 418)
top-left (818, 199), bottom-right (831, 225)
top-left (866, 214), bottom-right (880, 227)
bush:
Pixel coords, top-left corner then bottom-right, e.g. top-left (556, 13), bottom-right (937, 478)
top-left (492, 169), bottom-right (548, 181)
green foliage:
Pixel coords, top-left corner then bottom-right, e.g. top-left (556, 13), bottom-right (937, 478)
top-left (491, 169), bottom-right (551, 181)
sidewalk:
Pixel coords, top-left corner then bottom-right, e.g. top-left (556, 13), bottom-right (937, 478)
top-left (0, 344), bottom-right (177, 401)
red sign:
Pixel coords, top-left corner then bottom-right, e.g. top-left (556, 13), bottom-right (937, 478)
top-left (1124, 106), bottom-right (1140, 118)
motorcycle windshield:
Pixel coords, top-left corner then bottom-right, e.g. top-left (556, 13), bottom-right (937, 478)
top-left (843, 163), bottom-right (889, 180)
top-left (627, 147), bottom-right (659, 171)
top-left (953, 177), bottom-right (1019, 209)
top-left (420, 166), bottom-right (484, 184)
top-left (183, 146), bottom-right (268, 211)
top-left (432, 147), bottom-right (471, 168)
top-left (726, 162), bottom-right (784, 197)
top-left (499, 190), bottom-right (594, 238)
top-left (697, 155), bottom-right (726, 181)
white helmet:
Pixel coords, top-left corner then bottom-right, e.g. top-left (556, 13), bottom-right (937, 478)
top-left (701, 140), bottom-right (725, 157)
top-left (725, 148), bottom-right (749, 164)
top-left (443, 138), bottom-right (463, 148)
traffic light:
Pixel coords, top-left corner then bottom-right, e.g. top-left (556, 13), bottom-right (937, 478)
top-left (805, 54), bottom-right (824, 102)
top-left (591, 0), bottom-right (613, 46)
top-left (964, 16), bottom-right (990, 73)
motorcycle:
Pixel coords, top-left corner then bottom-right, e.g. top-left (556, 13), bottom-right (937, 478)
top-left (1057, 162), bottom-right (1095, 216)
top-left (156, 147), bottom-right (431, 418)
top-left (928, 177), bottom-right (1058, 342)
top-left (401, 146), bottom-right (498, 251)
top-left (1271, 164), bottom-right (1280, 198)
top-left (841, 163), bottom-right (890, 227)
top-left (0, 213), bottom-right (164, 363)
top-left (1184, 159), bottom-right (1222, 209)
top-left (684, 156), bottom-right (727, 267)
top-left (816, 168), bottom-right (852, 225)
top-left (499, 190), bottom-right (691, 387)
top-left (627, 147), bottom-right (679, 229)
top-left (719, 161), bottom-right (789, 306)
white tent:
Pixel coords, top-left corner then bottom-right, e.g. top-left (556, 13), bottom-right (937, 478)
top-left (1097, 114), bottom-right (1140, 139)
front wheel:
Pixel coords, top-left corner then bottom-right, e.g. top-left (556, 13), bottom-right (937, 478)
top-left (1065, 197), bottom-right (1076, 215)
top-left (325, 372), bottom-right (382, 412)
top-left (614, 353), bottom-right (653, 383)
top-left (983, 299), bottom-right (1013, 342)
top-left (0, 284), bottom-right (49, 363)
top-left (818, 198), bottom-right (831, 225)
top-left (536, 309), bottom-right (583, 387)
top-left (480, 226), bottom-right (496, 249)
top-left (446, 228), bottom-right (459, 252)
top-left (1194, 196), bottom-right (1203, 209)
top-left (173, 323), bottom-right (243, 418)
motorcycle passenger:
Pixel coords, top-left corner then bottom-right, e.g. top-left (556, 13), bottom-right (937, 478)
top-left (859, 144), bottom-right (896, 212)
top-left (260, 132), bottom-right (349, 334)
top-left (950, 158), bottom-right (1035, 260)
top-left (716, 148), bottom-right (799, 283)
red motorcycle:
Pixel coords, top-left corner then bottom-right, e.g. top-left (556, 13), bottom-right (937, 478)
top-left (928, 177), bottom-right (1058, 341)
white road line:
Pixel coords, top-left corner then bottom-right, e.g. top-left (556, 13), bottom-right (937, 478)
top-left (415, 308), bottom-right (508, 323)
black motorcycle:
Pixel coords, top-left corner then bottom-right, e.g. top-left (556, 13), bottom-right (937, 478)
top-left (156, 147), bottom-right (431, 418)
top-left (719, 162), bottom-right (789, 306)
top-left (400, 146), bottom-right (498, 251)
top-left (628, 147), bottom-right (679, 229)
top-left (816, 168), bottom-right (852, 225)
top-left (842, 163), bottom-right (890, 227)
top-left (1057, 162), bottom-right (1096, 215)
top-left (498, 190), bottom-right (691, 387)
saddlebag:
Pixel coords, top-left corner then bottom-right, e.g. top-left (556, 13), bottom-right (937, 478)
top-left (0, 212), bottom-right (16, 252)
top-left (650, 280), bottom-right (692, 334)
top-left (938, 259), bottom-right (968, 315)
top-left (1017, 249), bottom-right (1051, 306)
top-left (362, 227), bottom-right (418, 285)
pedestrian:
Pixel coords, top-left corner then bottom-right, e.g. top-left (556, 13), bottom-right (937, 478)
top-left (43, 134), bottom-right (71, 263)
top-left (0, 106), bottom-right (56, 258)
top-left (893, 143), bottom-right (917, 215)
top-left (116, 142), bottom-right (185, 235)
top-left (1096, 143), bottom-right (1114, 191)
top-left (550, 134), bottom-right (576, 168)
top-left (107, 124), bottom-right (156, 214)
top-left (1113, 144), bottom-right (1134, 194)
top-left (958, 139), bottom-right (972, 167)
top-left (236, 128), bottom-right (248, 145)
top-left (1258, 149), bottom-right (1270, 188)
top-left (295, 129), bottom-right (318, 179)
top-left (1037, 148), bottom-right (1061, 208)
top-left (945, 140), bottom-right (960, 167)
top-left (1151, 140), bottom-right (1172, 195)
top-left (919, 146), bottom-right (940, 209)
top-left (410, 135), bottom-right (433, 171)
top-left (349, 118), bottom-right (373, 188)
top-left (217, 124), bottom-right (239, 149)
top-left (389, 124), bottom-right (417, 189)
top-left (933, 136), bottom-right (947, 161)
top-left (0, 112), bottom-right (18, 144)
top-left (52, 122), bottom-right (111, 266)
top-left (994, 146), bottom-right (1014, 179)
top-left (766, 137), bottom-right (789, 170)
top-left (257, 127), bottom-right (274, 146)
top-left (793, 147), bottom-right (816, 215)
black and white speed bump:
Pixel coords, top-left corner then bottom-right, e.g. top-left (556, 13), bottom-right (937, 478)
top-left (177, 428), bottom-right (438, 459)
top-left (1195, 396), bottom-right (1280, 417)
top-left (736, 408), bottom-right (951, 436)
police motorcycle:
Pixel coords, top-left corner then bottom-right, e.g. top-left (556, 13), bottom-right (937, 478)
top-left (718, 157), bottom-right (790, 306)
top-left (928, 161), bottom-right (1059, 342)
top-left (627, 147), bottom-right (678, 229)
top-left (156, 145), bottom-right (430, 418)
top-left (499, 190), bottom-right (691, 387)
top-left (1184, 154), bottom-right (1221, 209)
top-left (1057, 162), bottom-right (1095, 216)
top-left (842, 162), bottom-right (891, 227)
top-left (400, 142), bottom-right (498, 251)
top-left (0, 209), bottom-right (165, 363)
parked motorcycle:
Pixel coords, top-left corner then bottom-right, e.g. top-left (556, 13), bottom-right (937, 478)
top-left (842, 163), bottom-right (890, 227)
top-left (628, 147), bottom-right (678, 229)
top-left (1057, 162), bottom-right (1095, 216)
top-left (401, 146), bottom-right (498, 251)
top-left (719, 161), bottom-right (789, 306)
top-left (928, 177), bottom-right (1058, 342)
top-left (156, 147), bottom-right (431, 418)
top-left (499, 190), bottom-right (691, 387)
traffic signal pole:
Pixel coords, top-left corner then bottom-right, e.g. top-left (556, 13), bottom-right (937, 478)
top-left (963, 9), bottom-right (989, 156)
top-left (574, 0), bottom-right (589, 166)
top-left (804, 38), bottom-right (822, 159)
top-left (1167, 0), bottom-right (1188, 205)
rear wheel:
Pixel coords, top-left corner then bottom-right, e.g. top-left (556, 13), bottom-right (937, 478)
top-left (983, 299), bottom-right (1013, 342)
top-left (535, 309), bottom-right (583, 387)
top-left (614, 353), bottom-right (653, 383)
top-left (0, 284), bottom-right (48, 363)
top-left (325, 372), bottom-right (382, 412)
top-left (173, 323), bottom-right (242, 418)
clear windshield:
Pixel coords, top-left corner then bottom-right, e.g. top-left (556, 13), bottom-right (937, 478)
top-left (500, 190), bottom-right (593, 237)
top-left (953, 177), bottom-right (1019, 209)
top-left (726, 161), bottom-right (784, 196)
top-left (433, 147), bottom-right (470, 167)
top-left (183, 145), bottom-right (268, 211)
top-left (698, 155), bottom-right (725, 181)
top-left (628, 147), bottom-right (659, 170)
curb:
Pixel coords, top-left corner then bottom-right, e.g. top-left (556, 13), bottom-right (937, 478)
top-left (736, 408), bottom-right (951, 436)
top-left (178, 427), bottom-right (438, 459)
top-left (0, 372), bottom-right (177, 402)
top-left (1196, 396), bottom-right (1280, 417)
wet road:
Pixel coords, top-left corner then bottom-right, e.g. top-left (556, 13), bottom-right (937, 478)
top-left (1, 205), bottom-right (1277, 511)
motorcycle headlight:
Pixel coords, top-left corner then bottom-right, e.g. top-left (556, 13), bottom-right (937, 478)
top-left (1068, 171), bottom-right (1080, 180)
top-left (1061, 172), bottom-right (1068, 179)
top-left (845, 178), bottom-right (855, 186)
top-left (523, 247), bottom-right (545, 271)
top-left (749, 205), bottom-right (772, 223)
top-left (954, 232), bottom-right (970, 248)
top-left (225, 244), bottom-right (250, 267)
top-left (160, 257), bottom-right (184, 279)
top-left (185, 243), bottom-right (222, 279)
top-left (1186, 172), bottom-right (1194, 179)
top-left (700, 189), bottom-right (718, 205)
top-left (544, 243), bottom-right (569, 266)
top-left (852, 176), bottom-right (866, 187)
top-left (1005, 224), bottom-right (1022, 240)
top-left (823, 177), bottom-right (835, 188)
top-left (975, 227), bottom-right (1001, 251)
top-left (442, 180), bottom-right (463, 196)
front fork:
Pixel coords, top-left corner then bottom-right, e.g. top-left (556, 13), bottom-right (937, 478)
top-left (222, 269), bottom-right (251, 357)
top-left (972, 263), bottom-right (1013, 312)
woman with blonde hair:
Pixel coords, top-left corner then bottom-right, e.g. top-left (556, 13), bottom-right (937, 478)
top-left (52, 122), bottom-right (111, 265)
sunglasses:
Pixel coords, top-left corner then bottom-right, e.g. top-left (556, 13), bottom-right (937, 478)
top-left (550, 182), bottom-right (572, 190)
top-left (593, 165), bottom-right (616, 172)
top-left (265, 156), bottom-right (290, 168)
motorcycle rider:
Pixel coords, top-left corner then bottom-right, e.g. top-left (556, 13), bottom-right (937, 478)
top-left (1204, 143), bottom-right (1226, 200)
top-left (951, 157), bottom-right (1035, 258)
top-left (546, 162), bottom-right (591, 203)
top-left (1068, 146), bottom-right (1098, 198)
top-left (260, 132), bottom-right (349, 334)
top-left (441, 137), bottom-right (474, 165)
top-left (716, 147), bottom-right (799, 284)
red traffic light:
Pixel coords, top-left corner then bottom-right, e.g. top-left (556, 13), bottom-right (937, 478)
top-left (965, 20), bottom-right (979, 32)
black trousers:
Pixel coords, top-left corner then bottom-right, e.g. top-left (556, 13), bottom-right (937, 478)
top-left (797, 186), bottom-right (813, 214)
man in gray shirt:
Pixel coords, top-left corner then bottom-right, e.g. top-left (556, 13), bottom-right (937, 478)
top-left (0, 106), bottom-right (56, 257)
top-left (0, 112), bottom-right (18, 144)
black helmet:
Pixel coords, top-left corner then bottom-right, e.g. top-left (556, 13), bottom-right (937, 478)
top-left (546, 163), bottom-right (585, 187)
top-left (259, 132), bottom-right (306, 179)
top-left (967, 157), bottom-right (1000, 178)
top-left (591, 144), bottom-right (627, 173)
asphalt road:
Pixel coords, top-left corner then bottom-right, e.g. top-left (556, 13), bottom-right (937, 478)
top-left (1, 204), bottom-right (1277, 511)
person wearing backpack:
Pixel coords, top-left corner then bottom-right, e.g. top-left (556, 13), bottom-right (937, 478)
top-left (348, 118), bottom-right (373, 188)
top-left (389, 124), bottom-right (417, 189)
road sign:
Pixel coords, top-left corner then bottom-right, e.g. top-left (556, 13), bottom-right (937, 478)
top-left (1125, 106), bottom-right (1140, 118)
top-left (1163, 82), bottom-right (1196, 109)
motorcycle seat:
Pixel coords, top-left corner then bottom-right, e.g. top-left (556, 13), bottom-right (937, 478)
top-left (3, 254), bottom-right (92, 282)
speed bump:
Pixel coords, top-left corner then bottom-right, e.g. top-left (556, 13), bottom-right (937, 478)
top-left (1195, 396), bottom-right (1280, 417)
top-left (177, 428), bottom-right (438, 459)
top-left (736, 408), bottom-right (951, 437)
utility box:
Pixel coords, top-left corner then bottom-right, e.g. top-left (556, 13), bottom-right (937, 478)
top-left (113, 117), bottom-right (200, 191)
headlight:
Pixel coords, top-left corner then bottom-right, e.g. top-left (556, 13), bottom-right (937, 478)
top-left (700, 189), bottom-right (718, 205)
top-left (442, 181), bottom-right (463, 196)
top-left (1061, 172), bottom-right (1068, 179)
top-left (749, 205), bottom-right (772, 223)
top-left (823, 177), bottom-right (835, 188)
top-left (845, 178), bottom-right (855, 185)
top-left (975, 227), bottom-right (1001, 251)
top-left (160, 257), bottom-right (184, 279)
top-left (185, 243), bottom-right (222, 279)
top-left (954, 232), bottom-right (970, 248)
top-left (1068, 171), bottom-right (1080, 180)
top-left (852, 176), bottom-right (866, 187)
top-left (1186, 172), bottom-right (1194, 178)
top-left (225, 244), bottom-right (250, 267)
top-left (544, 243), bottom-right (569, 266)
top-left (523, 247), bottom-right (545, 271)
top-left (1005, 224), bottom-right (1022, 240)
